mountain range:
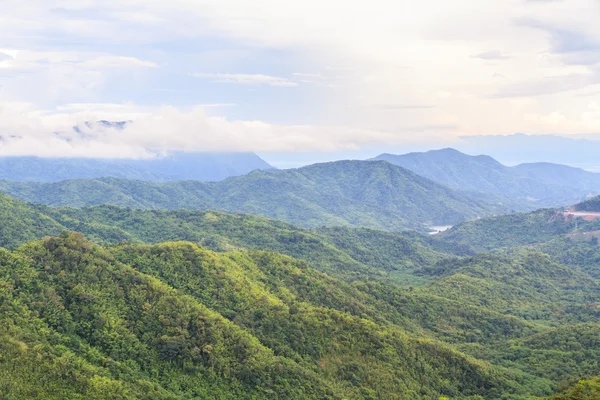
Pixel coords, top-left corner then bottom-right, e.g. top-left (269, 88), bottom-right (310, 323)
top-left (0, 190), bottom-right (600, 398)
top-left (2, 146), bottom-right (600, 398)
top-left (0, 160), bottom-right (510, 231)
top-left (455, 133), bottom-right (600, 170)
top-left (373, 148), bottom-right (600, 207)
top-left (0, 152), bottom-right (273, 182)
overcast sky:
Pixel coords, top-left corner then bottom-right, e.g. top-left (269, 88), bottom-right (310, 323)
top-left (1, 0), bottom-right (599, 162)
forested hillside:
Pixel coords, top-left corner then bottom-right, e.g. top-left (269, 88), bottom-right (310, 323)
top-left (1, 232), bottom-right (546, 399)
top-left (0, 160), bottom-right (509, 231)
top-left (0, 193), bottom-right (454, 282)
top-left (1, 189), bottom-right (600, 397)
top-left (436, 209), bottom-right (579, 252)
top-left (574, 195), bottom-right (600, 212)
top-left (373, 149), bottom-right (600, 207)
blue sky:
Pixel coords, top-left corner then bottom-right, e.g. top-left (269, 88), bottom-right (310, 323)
top-left (0, 0), bottom-right (599, 166)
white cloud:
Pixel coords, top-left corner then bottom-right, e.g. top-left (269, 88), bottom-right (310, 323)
top-left (192, 73), bottom-right (298, 87)
top-left (1, 0), bottom-right (600, 154)
top-left (0, 102), bottom-right (457, 157)
top-left (81, 56), bottom-right (157, 69)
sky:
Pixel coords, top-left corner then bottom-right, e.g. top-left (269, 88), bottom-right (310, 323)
top-left (1, 0), bottom-right (600, 166)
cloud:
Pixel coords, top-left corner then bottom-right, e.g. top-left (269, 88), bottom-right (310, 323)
top-left (472, 50), bottom-right (510, 60)
top-left (80, 56), bottom-right (157, 69)
top-left (2, 0), bottom-right (600, 150)
top-left (0, 52), bottom-right (13, 63)
top-left (491, 67), bottom-right (600, 98)
top-left (191, 73), bottom-right (298, 87)
top-left (0, 102), bottom-right (459, 157)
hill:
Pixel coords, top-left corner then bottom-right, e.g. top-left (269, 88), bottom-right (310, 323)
top-left (0, 160), bottom-right (508, 231)
top-left (0, 193), bottom-right (456, 282)
top-left (574, 195), bottom-right (600, 212)
top-left (0, 152), bottom-right (273, 182)
top-left (418, 249), bottom-right (600, 324)
top-left (436, 209), bottom-right (580, 252)
top-left (0, 232), bottom-right (545, 399)
top-left (1, 194), bottom-right (600, 397)
top-left (373, 149), bottom-right (600, 207)
top-left (457, 133), bottom-right (600, 169)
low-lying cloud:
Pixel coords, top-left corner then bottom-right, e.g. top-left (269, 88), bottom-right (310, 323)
top-left (0, 103), bottom-right (455, 158)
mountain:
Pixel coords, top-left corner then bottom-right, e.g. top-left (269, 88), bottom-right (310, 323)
top-left (0, 160), bottom-right (509, 231)
top-left (373, 148), bottom-right (600, 207)
top-left (456, 133), bottom-right (600, 171)
top-left (0, 152), bottom-right (274, 182)
top-left (1, 232), bottom-right (545, 399)
top-left (1, 192), bottom-right (600, 397)
top-left (0, 192), bottom-right (459, 282)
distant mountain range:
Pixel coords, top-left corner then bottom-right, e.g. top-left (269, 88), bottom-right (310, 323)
top-left (0, 160), bottom-right (510, 231)
top-left (0, 152), bottom-right (274, 182)
top-left (373, 148), bottom-right (600, 207)
top-left (456, 133), bottom-right (600, 170)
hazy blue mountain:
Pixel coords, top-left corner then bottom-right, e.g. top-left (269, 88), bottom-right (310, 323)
top-left (456, 133), bottom-right (600, 171)
top-left (0, 160), bottom-right (509, 231)
top-left (373, 148), bottom-right (600, 207)
top-left (0, 152), bottom-right (274, 182)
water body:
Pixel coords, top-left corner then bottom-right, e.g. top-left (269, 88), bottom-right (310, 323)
top-left (428, 225), bottom-right (452, 235)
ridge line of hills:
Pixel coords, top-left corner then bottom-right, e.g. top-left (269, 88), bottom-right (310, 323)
top-left (373, 148), bottom-right (600, 207)
top-left (0, 159), bottom-right (512, 231)
top-left (1, 149), bottom-right (600, 399)
top-left (1, 191), bottom-right (600, 398)
top-left (0, 152), bottom-right (274, 182)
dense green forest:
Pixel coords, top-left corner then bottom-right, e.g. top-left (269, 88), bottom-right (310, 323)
top-left (1, 188), bottom-right (600, 398)
top-left (437, 209), bottom-right (600, 252)
top-left (0, 160), bottom-right (511, 231)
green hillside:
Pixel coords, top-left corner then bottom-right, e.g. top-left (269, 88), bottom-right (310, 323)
top-left (550, 375), bottom-right (600, 400)
top-left (0, 193), bottom-right (65, 249)
top-left (0, 193), bottom-right (452, 282)
top-left (574, 195), bottom-right (600, 212)
top-left (0, 232), bottom-right (544, 399)
top-left (373, 149), bottom-right (600, 208)
top-left (0, 193), bottom-right (599, 398)
top-left (436, 210), bottom-right (576, 252)
top-left (418, 249), bottom-right (600, 324)
top-left (0, 160), bottom-right (509, 231)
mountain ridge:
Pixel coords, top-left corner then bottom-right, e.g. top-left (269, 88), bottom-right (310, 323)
top-left (0, 152), bottom-right (274, 182)
top-left (373, 148), bottom-right (600, 207)
top-left (0, 160), bottom-right (509, 231)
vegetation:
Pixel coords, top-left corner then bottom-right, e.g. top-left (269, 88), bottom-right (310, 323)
top-left (437, 209), bottom-right (600, 252)
top-left (374, 148), bottom-right (600, 208)
top-left (0, 160), bottom-right (511, 230)
top-left (0, 232), bottom-right (548, 399)
top-left (574, 195), bottom-right (600, 212)
top-left (0, 188), bottom-right (600, 398)
top-left (549, 375), bottom-right (600, 400)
